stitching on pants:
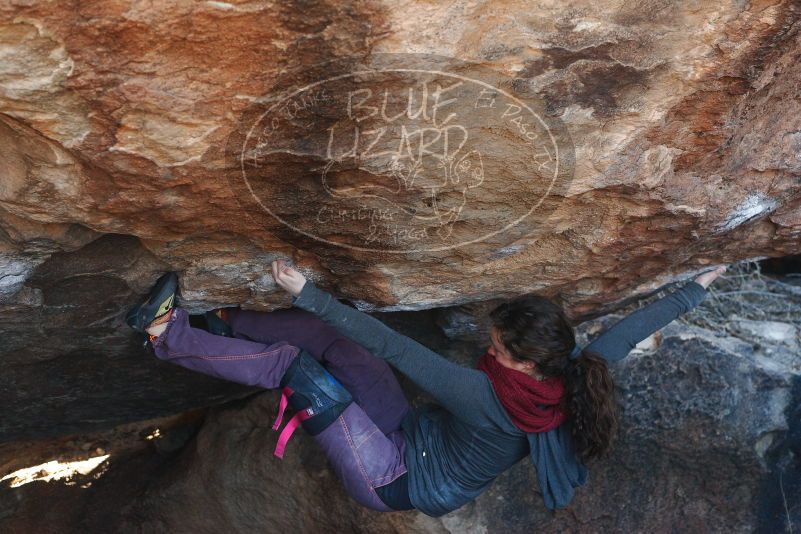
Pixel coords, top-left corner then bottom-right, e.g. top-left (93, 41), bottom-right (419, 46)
top-left (354, 428), bottom-right (380, 450)
top-left (374, 468), bottom-right (409, 489)
top-left (339, 415), bottom-right (395, 511)
top-left (340, 413), bottom-right (387, 505)
top-left (166, 346), bottom-right (296, 361)
top-left (372, 473), bottom-right (397, 484)
top-left (370, 450), bottom-right (406, 485)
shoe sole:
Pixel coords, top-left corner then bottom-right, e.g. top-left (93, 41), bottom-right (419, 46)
top-left (126, 272), bottom-right (179, 333)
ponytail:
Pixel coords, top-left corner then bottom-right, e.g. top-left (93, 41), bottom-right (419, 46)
top-left (487, 294), bottom-right (620, 461)
top-left (563, 349), bottom-right (619, 462)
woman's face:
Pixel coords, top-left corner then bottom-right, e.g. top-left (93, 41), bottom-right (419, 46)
top-left (489, 326), bottom-right (535, 374)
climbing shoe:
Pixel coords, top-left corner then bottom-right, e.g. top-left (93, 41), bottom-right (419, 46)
top-left (125, 272), bottom-right (179, 333)
top-left (271, 349), bottom-right (353, 458)
top-left (203, 309), bottom-right (233, 337)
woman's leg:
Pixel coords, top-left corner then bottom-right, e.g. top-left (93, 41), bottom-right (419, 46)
top-left (222, 307), bottom-right (411, 434)
top-left (149, 307), bottom-right (408, 512)
top-left (312, 402), bottom-right (408, 512)
top-left (149, 307), bottom-right (299, 388)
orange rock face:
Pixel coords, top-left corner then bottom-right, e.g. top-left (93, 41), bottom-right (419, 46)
top-left (1, 0), bottom-right (800, 314)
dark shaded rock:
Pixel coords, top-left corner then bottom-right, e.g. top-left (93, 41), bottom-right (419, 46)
top-left (0, 233), bottom-right (254, 441)
top-left (0, 411), bottom-right (206, 534)
top-left (756, 375), bottom-right (801, 532)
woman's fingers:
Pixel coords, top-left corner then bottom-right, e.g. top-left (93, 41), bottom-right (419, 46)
top-left (694, 264), bottom-right (728, 288)
top-left (271, 260), bottom-right (285, 284)
top-left (270, 259), bottom-right (306, 296)
top-left (278, 261), bottom-right (295, 280)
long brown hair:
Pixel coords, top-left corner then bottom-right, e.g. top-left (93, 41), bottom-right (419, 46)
top-left (488, 295), bottom-right (619, 462)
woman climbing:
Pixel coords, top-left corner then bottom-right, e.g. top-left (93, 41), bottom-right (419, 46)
top-left (126, 261), bottom-right (726, 516)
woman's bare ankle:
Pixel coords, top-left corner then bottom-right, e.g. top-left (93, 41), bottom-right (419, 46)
top-left (145, 309), bottom-right (174, 336)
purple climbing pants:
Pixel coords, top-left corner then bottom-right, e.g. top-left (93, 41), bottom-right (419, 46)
top-left (150, 306), bottom-right (411, 512)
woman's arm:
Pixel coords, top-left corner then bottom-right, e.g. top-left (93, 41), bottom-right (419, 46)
top-left (288, 280), bottom-right (505, 427)
top-left (583, 280), bottom-right (708, 362)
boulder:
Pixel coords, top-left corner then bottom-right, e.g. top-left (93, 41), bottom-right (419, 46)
top-left (1, 0), bottom-right (801, 530)
top-left (1, 0), bottom-right (800, 316)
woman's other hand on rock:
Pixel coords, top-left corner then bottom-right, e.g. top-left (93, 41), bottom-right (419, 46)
top-left (694, 265), bottom-right (727, 289)
top-left (271, 259), bottom-right (307, 297)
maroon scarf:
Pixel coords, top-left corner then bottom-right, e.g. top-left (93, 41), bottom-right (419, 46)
top-left (477, 351), bottom-right (567, 433)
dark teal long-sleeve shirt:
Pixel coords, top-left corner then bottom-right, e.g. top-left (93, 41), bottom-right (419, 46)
top-left (292, 280), bottom-right (708, 516)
